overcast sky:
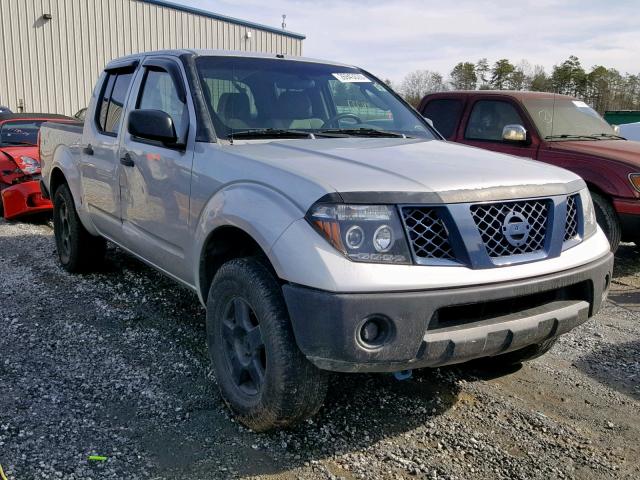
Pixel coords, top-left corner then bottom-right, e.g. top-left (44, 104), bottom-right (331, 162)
top-left (183, 0), bottom-right (640, 83)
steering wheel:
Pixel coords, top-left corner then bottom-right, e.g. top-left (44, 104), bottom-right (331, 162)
top-left (322, 112), bottom-right (363, 128)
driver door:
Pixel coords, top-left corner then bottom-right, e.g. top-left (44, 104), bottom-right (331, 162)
top-left (118, 57), bottom-right (195, 282)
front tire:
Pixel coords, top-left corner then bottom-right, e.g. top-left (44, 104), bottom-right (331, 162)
top-left (590, 191), bottom-right (621, 252)
top-left (52, 184), bottom-right (106, 272)
top-left (206, 258), bottom-right (328, 431)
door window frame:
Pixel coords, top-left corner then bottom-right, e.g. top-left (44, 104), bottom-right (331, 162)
top-left (93, 60), bottom-right (138, 138)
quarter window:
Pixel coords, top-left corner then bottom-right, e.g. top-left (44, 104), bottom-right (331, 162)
top-left (95, 72), bottom-right (133, 135)
top-left (465, 100), bottom-right (524, 141)
top-left (422, 99), bottom-right (464, 139)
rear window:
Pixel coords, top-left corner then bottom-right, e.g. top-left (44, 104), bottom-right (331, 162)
top-left (0, 120), bottom-right (45, 146)
top-left (422, 99), bottom-right (464, 139)
top-left (95, 71), bottom-right (134, 135)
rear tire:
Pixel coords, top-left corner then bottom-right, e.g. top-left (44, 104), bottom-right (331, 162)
top-left (590, 191), bottom-right (621, 252)
top-left (206, 258), bottom-right (328, 431)
top-left (52, 184), bottom-right (106, 272)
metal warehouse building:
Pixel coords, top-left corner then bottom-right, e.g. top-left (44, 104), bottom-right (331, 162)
top-left (0, 0), bottom-right (305, 116)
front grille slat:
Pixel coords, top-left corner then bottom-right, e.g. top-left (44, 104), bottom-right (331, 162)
top-left (401, 207), bottom-right (456, 260)
top-left (564, 194), bottom-right (579, 241)
top-left (470, 200), bottom-right (550, 258)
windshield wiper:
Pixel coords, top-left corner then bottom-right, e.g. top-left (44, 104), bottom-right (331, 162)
top-left (229, 128), bottom-right (315, 141)
top-left (318, 128), bottom-right (409, 138)
top-left (592, 133), bottom-right (626, 140)
top-left (544, 134), bottom-right (602, 141)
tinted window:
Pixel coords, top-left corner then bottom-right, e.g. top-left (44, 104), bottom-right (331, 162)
top-left (138, 69), bottom-right (188, 136)
top-left (422, 99), bottom-right (464, 139)
top-left (465, 100), bottom-right (524, 141)
top-left (196, 56), bottom-right (434, 139)
top-left (96, 74), bottom-right (115, 133)
top-left (95, 72), bottom-right (133, 135)
top-left (0, 120), bottom-right (46, 146)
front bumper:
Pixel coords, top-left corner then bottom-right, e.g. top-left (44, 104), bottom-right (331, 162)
top-left (283, 252), bottom-right (613, 372)
top-left (1, 180), bottom-right (52, 220)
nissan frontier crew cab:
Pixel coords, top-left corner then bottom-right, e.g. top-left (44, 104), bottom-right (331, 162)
top-left (40, 50), bottom-right (613, 431)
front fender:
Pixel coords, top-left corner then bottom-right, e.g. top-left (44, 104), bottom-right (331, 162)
top-left (192, 182), bottom-right (306, 302)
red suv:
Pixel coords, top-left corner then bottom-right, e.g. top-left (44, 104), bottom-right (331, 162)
top-left (419, 91), bottom-right (640, 250)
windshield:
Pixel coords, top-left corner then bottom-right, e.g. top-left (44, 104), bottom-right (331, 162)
top-left (0, 120), bottom-right (46, 146)
top-left (522, 97), bottom-right (617, 140)
top-left (195, 57), bottom-right (434, 140)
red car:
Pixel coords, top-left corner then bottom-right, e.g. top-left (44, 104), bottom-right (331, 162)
top-left (0, 113), bottom-right (75, 220)
top-left (419, 91), bottom-right (640, 250)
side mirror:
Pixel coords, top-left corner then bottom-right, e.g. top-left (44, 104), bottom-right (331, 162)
top-left (502, 124), bottom-right (527, 143)
top-left (128, 109), bottom-right (178, 145)
top-left (423, 116), bottom-right (434, 128)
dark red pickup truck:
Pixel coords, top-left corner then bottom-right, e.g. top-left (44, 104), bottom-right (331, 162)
top-left (419, 91), bottom-right (640, 250)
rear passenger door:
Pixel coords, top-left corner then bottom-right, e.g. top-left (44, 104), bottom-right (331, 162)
top-left (118, 57), bottom-right (195, 282)
top-left (81, 63), bottom-right (135, 235)
top-left (458, 98), bottom-right (539, 159)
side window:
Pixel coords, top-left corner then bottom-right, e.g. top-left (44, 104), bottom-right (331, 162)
top-left (422, 99), bottom-right (464, 139)
top-left (137, 69), bottom-right (188, 136)
top-left (95, 72), bottom-right (133, 135)
top-left (465, 100), bottom-right (524, 141)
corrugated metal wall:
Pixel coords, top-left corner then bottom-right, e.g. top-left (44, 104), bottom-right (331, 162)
top-left (0, 0), bottom-right (304, 115)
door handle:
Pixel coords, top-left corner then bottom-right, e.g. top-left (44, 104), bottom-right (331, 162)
top-left (120, 153), bottom-right (135, 167)
top-left (83, 144), bottom-right (94, 155)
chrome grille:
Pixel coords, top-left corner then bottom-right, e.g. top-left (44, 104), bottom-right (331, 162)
top-left (401, 207), bottom-right (455, 260)
top-left (564, 194), bottom-right (579, 241)
top-left (471, 200), bottom-right (550, 258)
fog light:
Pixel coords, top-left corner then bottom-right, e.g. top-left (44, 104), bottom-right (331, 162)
top-left (358, 315), bottom-right (393, 348)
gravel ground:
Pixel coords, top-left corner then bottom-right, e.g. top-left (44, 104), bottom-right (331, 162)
top-left (0, 219), bottom-right (638, 480)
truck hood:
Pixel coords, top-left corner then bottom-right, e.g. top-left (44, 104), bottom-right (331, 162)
top-left (550, 139), bottom-right (640, 169)
top-left (229, 138), bottom-right (582, 205)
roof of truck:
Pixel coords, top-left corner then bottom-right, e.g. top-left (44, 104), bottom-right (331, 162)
top-left (104, 49), bottom-right (355, 71)
top-left (423, 90), bottom-right (576, 101)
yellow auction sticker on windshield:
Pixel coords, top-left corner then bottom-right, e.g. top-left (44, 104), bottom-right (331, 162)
top-left (332, 73), bottom-right (371, 83)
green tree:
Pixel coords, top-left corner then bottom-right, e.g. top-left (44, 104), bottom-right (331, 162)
top-left (450, 62), bottom-right (477, 90)
top-left (551, 55), bottom-right (586, 96)
top-left (530, 65), bottom-right (551, 91)
top-left (490, 59), bottom-right (516, 90)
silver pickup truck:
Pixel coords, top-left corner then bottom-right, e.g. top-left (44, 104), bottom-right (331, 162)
top-left (40, 49), bottom-right (613, 431)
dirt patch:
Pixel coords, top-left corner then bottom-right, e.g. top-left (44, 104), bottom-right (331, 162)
top-left (0, 220), bottom-right (638, 479)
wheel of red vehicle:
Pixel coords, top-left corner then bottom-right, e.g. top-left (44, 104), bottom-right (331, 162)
top-left (590, 191), bottom-right (621, 253)
top-left (53, 184), bottom-right (106, 272)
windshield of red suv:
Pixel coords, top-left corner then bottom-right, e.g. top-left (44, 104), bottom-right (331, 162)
top-left (195, 56), bottom-right (435, 140)
top-left (522, 97), bottom-right (617, 141)
top-left (0, 120), bottom-right (45, 146)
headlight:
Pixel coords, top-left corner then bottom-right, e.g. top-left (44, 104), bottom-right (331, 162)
top-left (579, 188), bottom-right (597, 240)
top-left (306, 203), bottom-right (412, 264)
top-left (19, 156), bottom-right (40, 175)
top-left (630, 173), bottom-right (640, 193)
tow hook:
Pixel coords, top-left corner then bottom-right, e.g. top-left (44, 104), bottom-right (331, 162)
top-left (393, 369), bottom-right (413, 381)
